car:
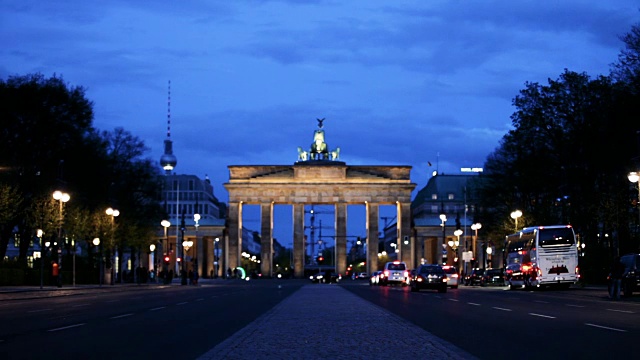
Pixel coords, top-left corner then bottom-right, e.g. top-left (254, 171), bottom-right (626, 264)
top-left (480, 268), bottom-right (505, 286)
top-left (369, 271), bottom-right (382, 286)
top-left (352, 272), bottom-right (368, 280)
top-left (310, 271), bottom-right (341, 284)
top-left (441, 265), bottom-right (459, 289)
top-left (410, 264), bottom-right (448, 293)
top-left (465, 268), bottom-right (484, 286)
top-left (505, 263), bottom-right (526, 289)
top-left (619, 253), bottom-right (640, 296)
top-left (379, 261), bottom-right (409, 286)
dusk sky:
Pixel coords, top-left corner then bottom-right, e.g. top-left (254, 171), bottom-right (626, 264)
top-left (2, 1), bottom-right (638, 247)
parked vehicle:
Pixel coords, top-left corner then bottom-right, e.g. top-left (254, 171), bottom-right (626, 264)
top-left (379, 261), bottom-right (409, 286)
top-left (505, 263), bottom-right (525, 290)
top-left (465, 268), bottom-right (484, 286)
top-left (619, 253), bottom-right (640, 296)
top-left (441, 265), bottom-right (459, 289)
top-left (480, 268), bottom-right (505, 286)
top-left (410, 264), bottom-right (447, 293)
top-left (352, 272), bottom-right (368, 280)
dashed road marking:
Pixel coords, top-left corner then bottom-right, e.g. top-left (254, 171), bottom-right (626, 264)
top-left (565, 304), bottom-right (584, 308)
top-left (585, 323), bottom-right (626, 332)
top-left (606, 309), bottom-right (634, 314)
top-left (110, 313), bottom-right (133, 319)
top-left (529, 313), bottom-right (555, 319)
top-left (468, 302), bottom-right (481, 306)
top-left (48, 323), bottom-right (85, 332)
top-left (492, 307), bottom-right (512, 311)
top-left (150, 307), bottom-right (165, 311)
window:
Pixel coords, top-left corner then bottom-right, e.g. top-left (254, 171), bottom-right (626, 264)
top-left (431, 205), bottom-right (439, 213)
top-left (448, 193), bottom-right (454, 200)
top-left (431, 194), bottom-right (438, 200)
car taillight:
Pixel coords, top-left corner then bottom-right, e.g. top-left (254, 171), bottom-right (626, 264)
top-left (451, 274), bottom-right (458, 278)
top-left (575, 266), bottom-right (580, 275)
top-left (384, 270), bottom-right (389, 277)
top-left (522, 264), bottom-right (531, 272)
top-left (404, 271), bottom-right (409, 278)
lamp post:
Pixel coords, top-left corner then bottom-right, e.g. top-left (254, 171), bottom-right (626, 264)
top-left (471, 223), bottom-right (481, 267)
top-left (214, 237), bottom-right (220, 278)
top-left (161, 220), bottom-right (171, 284)
top-left (510, 210), bottom-right (522, 232)
top-left (452, 229), bottom-right (462, 268)
top-left (53, 190), bottom-right (70, 287)
top-left (439, 214), bottom-right (447, 265)
top-left (149, 243), bottom-right (156, 283)
top-left (629, 172), bottom-right (640, 232)
top-left (37, 229), bottom-right (44, 289)
top-left (194, 213), bottom-right (200, 279)
top-left (93, 237), bottom-right (102, 286)
top-left (486, 246), bottom-right (493, 268)
top-left (106, 207), bottom-right (119, 284)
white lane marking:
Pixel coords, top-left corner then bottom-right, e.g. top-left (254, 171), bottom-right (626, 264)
top-left (534, 300), bottom-right (549, 304)
top-left (176, 302), bottom-right (188, 306)
top-left (448, 298), bottom-right (459, 302)
top-left (196, 298), bottom-right (204, 302)
top-left (565, 304), bottom-right (585, 308)
top-left (468, 302), bottom-right (481, 306)
top-left (606, 309), bottom-right (634, 314)
top-left (48, 323), bottom-right (85, 332)
top-left (529, 313), bottom-right (556, 319)
top-left (27, 308), bottom-right (52, 313)
top-left (492, 307), bottom-right (512, 312)
top-left (150, 307), bottom-right (165, 311)
top-left (72, 304), bottom-right (89, 308)
top-left (110, 313), bottom-right (133, 319)
top-left (585, 323), bottom-right (627, 332)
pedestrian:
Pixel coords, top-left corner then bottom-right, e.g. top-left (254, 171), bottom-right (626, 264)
top-left (227, 267), bottom-right (232, 279)
top-left (609, 256), bottom-right (625, 300)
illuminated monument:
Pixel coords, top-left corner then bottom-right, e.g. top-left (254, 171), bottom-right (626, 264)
top-left (224, 119), bottom-right (416, 278)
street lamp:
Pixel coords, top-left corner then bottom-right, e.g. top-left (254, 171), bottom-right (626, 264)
top-left (452, 229), bottom-right (462, 266)
top-left (510, 210), bottom-right (522, 232)
top-left (629, 172), bottom-right (640, 229)
top-left (93, 237), bottom-right (102, 286)
top-left (150, 243), bottom-right (156, 283)
top-left (53, 190), bottom-right (70, 287)
top-left (486, 246), bottom-right (493, 268)
top-left (440, 214), bottom-right (447, 265)
top-left (214, 237), bottom-right (220, 278)
top-left (471, 223), bottom-right (482, 266)
top-left (194, 213), bottom-right (200, 279)
top-left (106, 207), bottom-right (119, 284)
top-left (161, 220), bottom-right (171, 284)
top-left (37, 229), bottom-right (44, 289)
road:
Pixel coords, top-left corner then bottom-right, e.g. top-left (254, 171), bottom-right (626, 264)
top-left (343, 281), bottom-right (639, 359)
top-left (0, 280), bottom-right (637, 359)
top-left (0, 281), bottom-right (302, 360)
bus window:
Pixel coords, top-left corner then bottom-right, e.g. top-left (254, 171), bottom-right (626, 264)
top-left (538, 228), bottom-right (575, 247)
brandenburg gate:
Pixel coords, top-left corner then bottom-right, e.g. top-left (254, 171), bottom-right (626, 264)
top-left (224, 119), bottom-right (416, 278)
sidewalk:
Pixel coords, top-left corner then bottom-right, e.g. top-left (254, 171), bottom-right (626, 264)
top-left (197, 284), bottom-right (477, 360)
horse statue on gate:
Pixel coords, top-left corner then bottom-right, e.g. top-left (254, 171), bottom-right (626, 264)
top-left (310, 128), bottom-right (329, 160)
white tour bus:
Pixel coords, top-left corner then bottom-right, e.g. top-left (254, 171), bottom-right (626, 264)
top-left (504, 225), bottom-right (579, 289)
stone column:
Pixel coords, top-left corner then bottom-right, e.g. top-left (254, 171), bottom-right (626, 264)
top-left (335, 203), bottom-right (347, 275)
top-left (366, 202), bottom-right (379, 275)
top-left (293, 204), bottom-right (305, 278)
top-left (196, 232), bottom-right (204, 277)
top-left (226, 202), bottom-right (242, 271)
top-left (398, 202), bottom-right (413, 266)
top-left (205, 236), bottom-right (213, 278)
top-left (260, 202), bottom-right (274, 277)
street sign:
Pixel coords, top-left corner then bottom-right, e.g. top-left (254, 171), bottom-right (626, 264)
top-left (462, 251), bottom-right (473, 262)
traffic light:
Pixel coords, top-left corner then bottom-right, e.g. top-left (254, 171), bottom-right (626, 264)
top-left (317, 255), bottom-right (324, 264)
top-left (163, 255), bottom-right (170, 264)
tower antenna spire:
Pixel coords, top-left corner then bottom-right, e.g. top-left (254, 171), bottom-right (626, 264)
top-left (160, 80), bottom-right (177, 174)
